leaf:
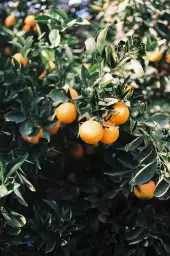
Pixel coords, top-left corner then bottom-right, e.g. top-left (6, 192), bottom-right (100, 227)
top-left (43, 200), bottom-right (60, 214)
top-left (131, 59), bottom-right (144, 78)
top-left (96, 27), bottom-right (108, 55)
top-left (0, 155), bottom-right (6, 182)
top-left (49, 29), bottom-right (61, 47)
top-left (145, 114), bottom-right (169, 127)
top-left (130, 161), bottom-right (157, 185)
top-left (154, 179), bottom-right (169, 197)
top-left (104, 170), bottom-right (133, 177)
top-left (85, 37), bottom-right (96, 53)
top-left (14, 187), bottom-right (28, 207)
top-left (6, 111), bottom-right (26, 123)
top-left (0, 184), bottom-right (9, 198)
top-left (49, 89), bottom-right (68, 106)
top-left (81, 65), bottom-right (89, 87)
top-left (35, 15), bottom-right (51, 23)
top-left (61, 206), bottom-right (72, 221)
top-left (19, 174), bottom-right (36, 192)
top-left (9, 41), bottom-right (23, 49)
top-left (5, 154), bottom-right (29, 181)
top-left (2, 208), bottom-right (26, 227)
top-left (125, 137), bottom-right (144, 152)
top-left (45, 240), bottom-right (56, 254)
top-left (6, 226), bottom-right (21, 235)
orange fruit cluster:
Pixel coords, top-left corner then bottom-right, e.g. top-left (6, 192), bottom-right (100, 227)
top-left (79, 101), bottom-right (129, 145)
top-left (23, 15), bottom-right (37, 32)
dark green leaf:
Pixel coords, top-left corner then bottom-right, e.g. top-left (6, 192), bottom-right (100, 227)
top-left (6, 154), bottom-right (29, 181)
top-left (6, 111), bottom-right (26, 123)
top-left (130, 161), bottom-right (157, 185)
top-left (49, 89), bottom-right (68, 106)
top-left (125, 136), bottom-right (144, 152)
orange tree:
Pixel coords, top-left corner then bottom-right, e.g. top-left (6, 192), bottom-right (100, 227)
top-left (0, 5), bottom-right (170, 256)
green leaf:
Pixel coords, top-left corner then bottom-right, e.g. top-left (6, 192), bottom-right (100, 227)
top-left (6, 111), bottom-right (26, 123)
top-left (6, 226), bottom-right (21, 235)
top-left (125, 137), bottom-right (144, 152)
top-left (14, 187), bottom-right (28, 207)
top-left (49, 89), bottom-right (68, 106)
top-left (49, 29), bottom-right (61, 48)
top-left (43, 200), bottom-right (60, 214)
top-left (9, 41), bottom-right (23, 49)
top-left (45, 240), bottom-right (56, 254)
top-left (35, 15), bottom-right (51, 23)
top-left (0, 155), bottom-right (6, 182)
top-left (130, 161), bottom-right (157, 185)
top-left (96, 27), bottom-right (108, 55)
top-left (154, 179), bottom-right (169, 197)
top-left (81, 65), bottom-right (89, 87)
top-left (19, 174), bottom-right (36, 192)
top-left (145, 114), bottom-right (169, 127)
top-left (0, 184), bottom-right (9, 197)
top-left (2, 208), bottom-right (26, 227)
top-left (5, 154), bottom-right (29, 181)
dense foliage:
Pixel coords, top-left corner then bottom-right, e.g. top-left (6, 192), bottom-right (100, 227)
top-left (0, 0), bottom-right (170, 255)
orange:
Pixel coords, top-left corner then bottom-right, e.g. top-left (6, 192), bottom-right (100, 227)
top-left (21, 128), bottom-right (43, 144)
top-left (39, 71), bottom-right (47, 79)
top-left (55, 102), bottom-right (77, 123)
top-left (11, 53), bottom-right (28, 67)
top-left (168, 25), bottom-right (170, 30)
top-left (23, 24), bottom-right (30, 32)
top-left (64, 87), bottom-right (78, 101)
top-left (147, 50), bottom-right (163, 62)
top-left (166, 54), bottom-right (170, 64)
top-left (5, 15), bottom-right (16, 27)
top-left (101, 122), bottom-right (119, 144)
top-left (125, 85), bottom-right (135, 96)
top-left (3, 47), bottom-right (11, 56)
top-left (49, 61), bottom-right (56, 70)
top-left (109, 102), bottom-right (130, 125)
top-left (134, 181), bottom-right (156, 199)
top-left (79, 120), bottom-right (104, 144)
top-left (24, 15), bottom-right (36, 27)
top-left (70, 144), bottom-right (84, 158)
top-left (48, 116), bottom-right (61, 135)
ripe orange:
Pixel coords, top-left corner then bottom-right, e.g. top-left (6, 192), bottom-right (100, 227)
top-left (79, 120), bottom-right (104, 144)
top-left (109, 102), bottom-right (130, 125)
top-left (39, 71), bottom-right (47, 79)
top-left (21, 128), bottom-right (43, 144)
top-left (55, 102), bottom-right (77, 123)
top-left (101, 122), bottom-right (119, 144)
top-left (23, 24), bottom-right (30, 32)
top-left (11, 53), bottom-right (28, 67)
top-left (125, 85), bottom-right (135, 96)
top-left (63, 87), bottom-right (79, 101)
top-left (3, 47), bottom-right (11, 56)
top-left (146, 50), bottom-right (163, 62)
top-left (48, 116), bottom-right (61, 135)
top-left (24, 15), bottom-right (36, 27)
top-left (70, 144), bottom-right (84, 158)
top-left (5, 15), bottom-right (16, 27)
top-left (49, 61), bottom-right (56, 70)
top-left (166, 54), bottom-right (170, 64)
top-left (133, 181), bottom-right (156, 199)
top-left (168, 25), bottom-right (170, 30)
